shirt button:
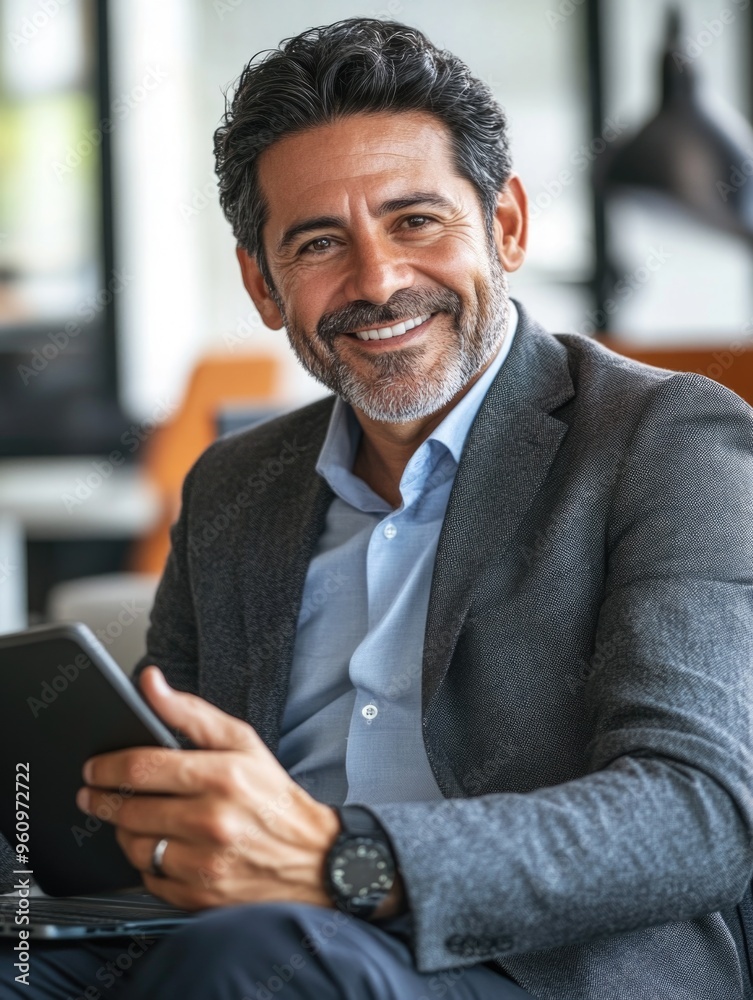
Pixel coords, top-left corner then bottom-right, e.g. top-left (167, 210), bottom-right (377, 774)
top-left (383, 523), bottom-right (397, 539)
top-left (362, 704), bottom-right (378, 721)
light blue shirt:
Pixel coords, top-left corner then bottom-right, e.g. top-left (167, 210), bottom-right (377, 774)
top-left (277, 303), bottom-right (518, 806)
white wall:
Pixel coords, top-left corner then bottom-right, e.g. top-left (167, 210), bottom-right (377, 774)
top-left (109, 0), bottom-right (208, 418)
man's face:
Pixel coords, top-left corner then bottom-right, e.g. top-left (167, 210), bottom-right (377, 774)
top-left (250, 110), bottom-right (518, 423)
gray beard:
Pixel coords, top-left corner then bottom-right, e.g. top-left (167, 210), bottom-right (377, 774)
top-left (275, 255), bottom-right (511, 424)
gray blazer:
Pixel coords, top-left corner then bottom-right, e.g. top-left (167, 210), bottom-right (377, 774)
top-left (131, 302), bottom-right (753, 999)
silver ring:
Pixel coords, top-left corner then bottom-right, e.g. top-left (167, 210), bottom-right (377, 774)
top-left (150, 837), bottom-right (169, 878)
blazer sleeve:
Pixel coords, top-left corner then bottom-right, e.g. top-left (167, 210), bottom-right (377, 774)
top-left (365, 372), bottom-right (753, 973)
top-left (130, 454), bottom-right (204, 696)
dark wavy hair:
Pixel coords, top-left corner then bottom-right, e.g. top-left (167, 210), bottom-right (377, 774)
top-left (213, 18), bottom-right (512, 288)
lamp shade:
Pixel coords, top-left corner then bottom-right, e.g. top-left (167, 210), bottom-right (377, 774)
top-left (596, 8), bottom-right (753, 241)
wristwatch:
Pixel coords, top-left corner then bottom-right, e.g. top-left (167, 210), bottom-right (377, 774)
top-left (324, 805), bottom-right (397, 919)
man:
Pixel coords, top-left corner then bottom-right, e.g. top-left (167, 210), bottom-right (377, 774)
top-left (2, 16), bottom-right (753, 1000)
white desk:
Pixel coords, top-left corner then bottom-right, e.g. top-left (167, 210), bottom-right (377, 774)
top-left (0, 458), bottom-right (160, 633)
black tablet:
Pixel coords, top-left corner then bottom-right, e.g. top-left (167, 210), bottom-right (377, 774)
top-left (0, 622), bottom-right (181, 897)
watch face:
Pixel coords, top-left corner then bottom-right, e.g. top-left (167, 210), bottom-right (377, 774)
top-left (330, 838), bottom-right (395, 900)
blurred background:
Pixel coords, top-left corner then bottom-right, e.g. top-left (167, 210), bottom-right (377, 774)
top-left (0, 0), bottom-right (752, 666)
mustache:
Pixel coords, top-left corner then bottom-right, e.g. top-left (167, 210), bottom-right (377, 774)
top-left (317, 288), bottom-right (462, 344)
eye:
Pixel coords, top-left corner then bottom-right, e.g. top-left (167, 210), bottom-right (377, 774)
top-left (299, 236), bottom-right (335, 255)
top-left (401, 215), bottom-right (435, 229)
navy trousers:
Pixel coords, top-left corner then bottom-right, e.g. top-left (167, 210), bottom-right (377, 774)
top-left (0, 902), bottom-right (534, 998)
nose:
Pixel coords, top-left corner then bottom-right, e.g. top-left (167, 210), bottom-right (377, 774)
top-left (344, 232), bottom-right (414, 305)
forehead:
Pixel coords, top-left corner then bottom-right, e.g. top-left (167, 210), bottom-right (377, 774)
top-left (256, 110), bottom-right (473, 227)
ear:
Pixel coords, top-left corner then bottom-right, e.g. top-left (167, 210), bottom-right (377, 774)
top-left (491, 174), bottom-right (528, 273)
top-left (235, 247), bottom-right (285, 330)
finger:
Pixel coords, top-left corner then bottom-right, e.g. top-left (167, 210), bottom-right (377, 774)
top-left (83, 746), bottom-right (243, 796)
top-left (82, 746), bottom-right (182, 794)
top-left (115, 828), bottom-right (191, 882)
top-left (78, 789), bottom-right (207, 840)
top-left (139, 666), bottom-right (262, 753)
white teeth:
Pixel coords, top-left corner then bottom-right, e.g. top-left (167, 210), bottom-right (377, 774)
top-left (355, 314), bottom-right (431, 342)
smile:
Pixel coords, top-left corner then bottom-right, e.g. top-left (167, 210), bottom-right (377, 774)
top-left (351, 313), bottom-right (434, 341)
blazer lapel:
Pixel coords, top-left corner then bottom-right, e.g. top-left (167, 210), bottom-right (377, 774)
top-left (422, 303), bottom-right (575, 715)
top-left (240, 400), bottom-right (335, 750)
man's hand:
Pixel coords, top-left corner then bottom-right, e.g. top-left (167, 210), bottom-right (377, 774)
top-left (75, 665), bottom-right (341, 911)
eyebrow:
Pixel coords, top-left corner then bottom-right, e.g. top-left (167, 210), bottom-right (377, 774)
top-left (274, 191), bottom-right (458, 256)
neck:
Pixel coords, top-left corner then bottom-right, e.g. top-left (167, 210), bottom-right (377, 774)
top-left (350, 348), bottom-right (499, 508)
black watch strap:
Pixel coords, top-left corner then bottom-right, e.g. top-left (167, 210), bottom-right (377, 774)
top-left (335, 805), bottom-right (388, 838)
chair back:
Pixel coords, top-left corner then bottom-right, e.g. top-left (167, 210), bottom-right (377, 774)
top-left (130, 353), bottom-right (280, 574)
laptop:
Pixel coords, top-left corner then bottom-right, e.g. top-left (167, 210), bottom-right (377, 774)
top-left (0, 886), bottom-right (194, 939)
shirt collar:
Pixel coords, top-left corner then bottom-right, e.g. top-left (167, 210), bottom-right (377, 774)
top-left (315, 300), bottom-right (519, 507)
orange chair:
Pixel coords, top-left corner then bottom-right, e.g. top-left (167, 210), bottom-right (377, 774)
top-left (129, 353), bottom-right (281, 575)
top-left (597, 338), bottom-right (753, 407)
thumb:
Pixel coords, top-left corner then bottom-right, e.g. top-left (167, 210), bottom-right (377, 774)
top-left (139, 665), bottom-right (260, 753)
